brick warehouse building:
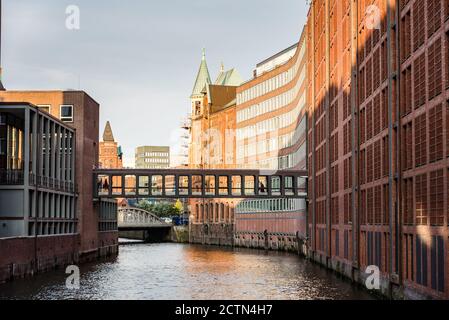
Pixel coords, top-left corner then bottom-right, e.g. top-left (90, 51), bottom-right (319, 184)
top-left (188, 51), bottom-right (242, 246)
top-left (0, 91), bottom-right (118, 282)
top-left (187, 0), bottom-right (449, 300)
top-left (305, 0), bottom-right (449, 299)
top-left (233, 34), bottom-right (308, 251)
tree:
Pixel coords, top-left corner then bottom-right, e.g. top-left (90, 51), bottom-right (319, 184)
top-left (174, 199), bottom-right (184, 213)
top-left (136, 200), bottom-right (181, 218)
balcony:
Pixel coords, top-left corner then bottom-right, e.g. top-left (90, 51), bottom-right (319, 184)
top-left (30, 174), bottom-right (77, 193)
top-left (0, 171), bottom-right (77, 192)
top-left (0, 170), bottom-right (24, 185)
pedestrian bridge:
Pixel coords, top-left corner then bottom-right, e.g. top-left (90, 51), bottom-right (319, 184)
top-left (117, 207), bottom-right (170, 230)
top-left (117, 207), bottom-right (172, 242)
top-left (94, 169), bottom-right (307, 200)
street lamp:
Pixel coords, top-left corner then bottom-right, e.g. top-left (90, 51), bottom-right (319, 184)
top-left (189, 214), bottom-right (195, 244)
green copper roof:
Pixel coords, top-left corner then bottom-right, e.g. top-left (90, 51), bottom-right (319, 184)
top-left (214, 66), bottom-right (243, 86)
top-left (191, 49), bottom-right (211, 98)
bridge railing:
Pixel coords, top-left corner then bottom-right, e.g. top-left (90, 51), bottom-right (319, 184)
top-left (94, 169), bottom-right (307, 199)
top-left (117, 207), bottom-right (169, 228)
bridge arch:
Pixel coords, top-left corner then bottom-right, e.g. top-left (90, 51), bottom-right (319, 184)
top-left (117, 207), bottom-right (169, 229)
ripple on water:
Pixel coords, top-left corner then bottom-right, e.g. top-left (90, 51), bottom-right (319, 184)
top-left (0, 243), bottom-right (375, 300)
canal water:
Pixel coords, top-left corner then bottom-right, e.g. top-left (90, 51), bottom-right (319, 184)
top-left (0, 242), bottom-right (374, 300)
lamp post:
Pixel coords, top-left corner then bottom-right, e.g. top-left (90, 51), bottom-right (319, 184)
top-left (189, 214), bottom-right (194, 244)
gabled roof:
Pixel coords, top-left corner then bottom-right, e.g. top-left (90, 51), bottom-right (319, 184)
top-left (204, 85), bottom-right (237, 114)
top-left (191, 49), bottom-right (212, 98)
top-left (103, 121), bottom-right (115, 142)
top-left (214, 64), bottom-right (243, 86)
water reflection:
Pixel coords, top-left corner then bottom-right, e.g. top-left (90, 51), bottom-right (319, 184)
top-left (0, 243), bottom-right (374, 300)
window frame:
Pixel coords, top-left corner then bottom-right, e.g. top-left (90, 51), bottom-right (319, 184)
top-left (60, 105), bottom-right (74, 123)
top-left (37, 104), bottom-right (51, 114)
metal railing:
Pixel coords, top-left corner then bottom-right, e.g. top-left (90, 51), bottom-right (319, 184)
top-left (0, 170), bottom-right (24, 185)
top-left (29, 174), bottom-right (77, 193)
top-left (117, 207), bottom-right (169, 229)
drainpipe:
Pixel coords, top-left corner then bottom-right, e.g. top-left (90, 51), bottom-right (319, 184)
top-left (34, 108), bottom-right (41, 274)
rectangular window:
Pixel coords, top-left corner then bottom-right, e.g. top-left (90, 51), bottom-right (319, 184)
top-left (366, 101), bottom-right (372, 141)
top-left (446, 32), bottom-right (449, 89)
top-left (383, 184), bottom-right (389, 225)
top-left (367, 144), bottom-right (373, 183)
top-left (382, 135), bottom-right (389, 177)
top-left (427, 1), bottom-right (442, 38)
top-left (367, 188), bottom-right (373, 225)
top-left (37, 105), bottom-right (51, 114)
top-left (415, 173), bottom-right (428, 225)
top-left (446, 0), bottom-right (449, 20)
top-left (360, 190), bottom-right (366, 225)
top-left (415, 113), bottom-right (427, 167)
top-left (428, 38), bottom-right (442, 100)
top-left (413, 0), bottom-right (426, 51)
top-left (374, 186), bottom-right (382, 224)
top-left (403, 178), bottom-right (414, 225)
top-left (430, 236), bottom-right (445, 292)
top-left (414, 53), bottom-right (426, 109)
top-left (401, 11), bottom-right (412, 62)
top-left (416, 235), bottom-right (429, 287)
top-left (360, 108), bottom-right (366, 144)
top-left (60, 105), bottom-right (74, 122)
top-left (374, 140), bottom-right (381, 181)
top-left (429, 170), bottom-right (444, 226)
top-left (331, 197), bottom-right (339, 225)
top-left (428, 104), bottom-right (443, 163)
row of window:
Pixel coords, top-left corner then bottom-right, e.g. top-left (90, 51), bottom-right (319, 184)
top-left (236, 198), bottom-right (305, 214)
top-left (236, 69), bottom-right (306, 123)
top-left (38, 105), bottom-right (74, 122)
top-left (143, 158), bottom-right (169, 163)
top-left (237, 40), bottom-right (306, 105)
top-left (236, 100), bottom-right (304, 142)
top-left (140, 152), bottom-right (169, 157)
top-left (238, 143), bottom-right (306, 171)
top-left (236, 117), bottom-right (306, 160)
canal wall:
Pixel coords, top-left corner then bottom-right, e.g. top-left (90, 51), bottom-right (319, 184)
top-left (308, 251), bottom-right (438, 300)
top-left (189, 226), bottom-right (432, 299)
top-left (0, 232), bottom-right (119, 284)
top-left (234, 232), bottom-right (308, 256)
top-left (170, 226), bottom-right (189, 243)
top-left (0, 235), bottom-right (79, 284)
top-left (190, 223), bottom-right (234, 247)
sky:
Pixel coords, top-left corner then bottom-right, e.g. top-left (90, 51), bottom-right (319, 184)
top-left (2, 0), bottom-right (308, 167)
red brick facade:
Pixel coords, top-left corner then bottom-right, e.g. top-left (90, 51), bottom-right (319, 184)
top-left (0, 91), bottom-right (118, 282)
top-left (306, 0), bottom-right (449, 299)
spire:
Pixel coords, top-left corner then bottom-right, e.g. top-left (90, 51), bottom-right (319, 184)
top-left (191, 49), bottom-right (211, 98)
top-left (0, 0), bottom-right (5, 91)
top-left (102, 121), bottom-right (115, 142)
top-left (220, 62), bottom-right (224, 73)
